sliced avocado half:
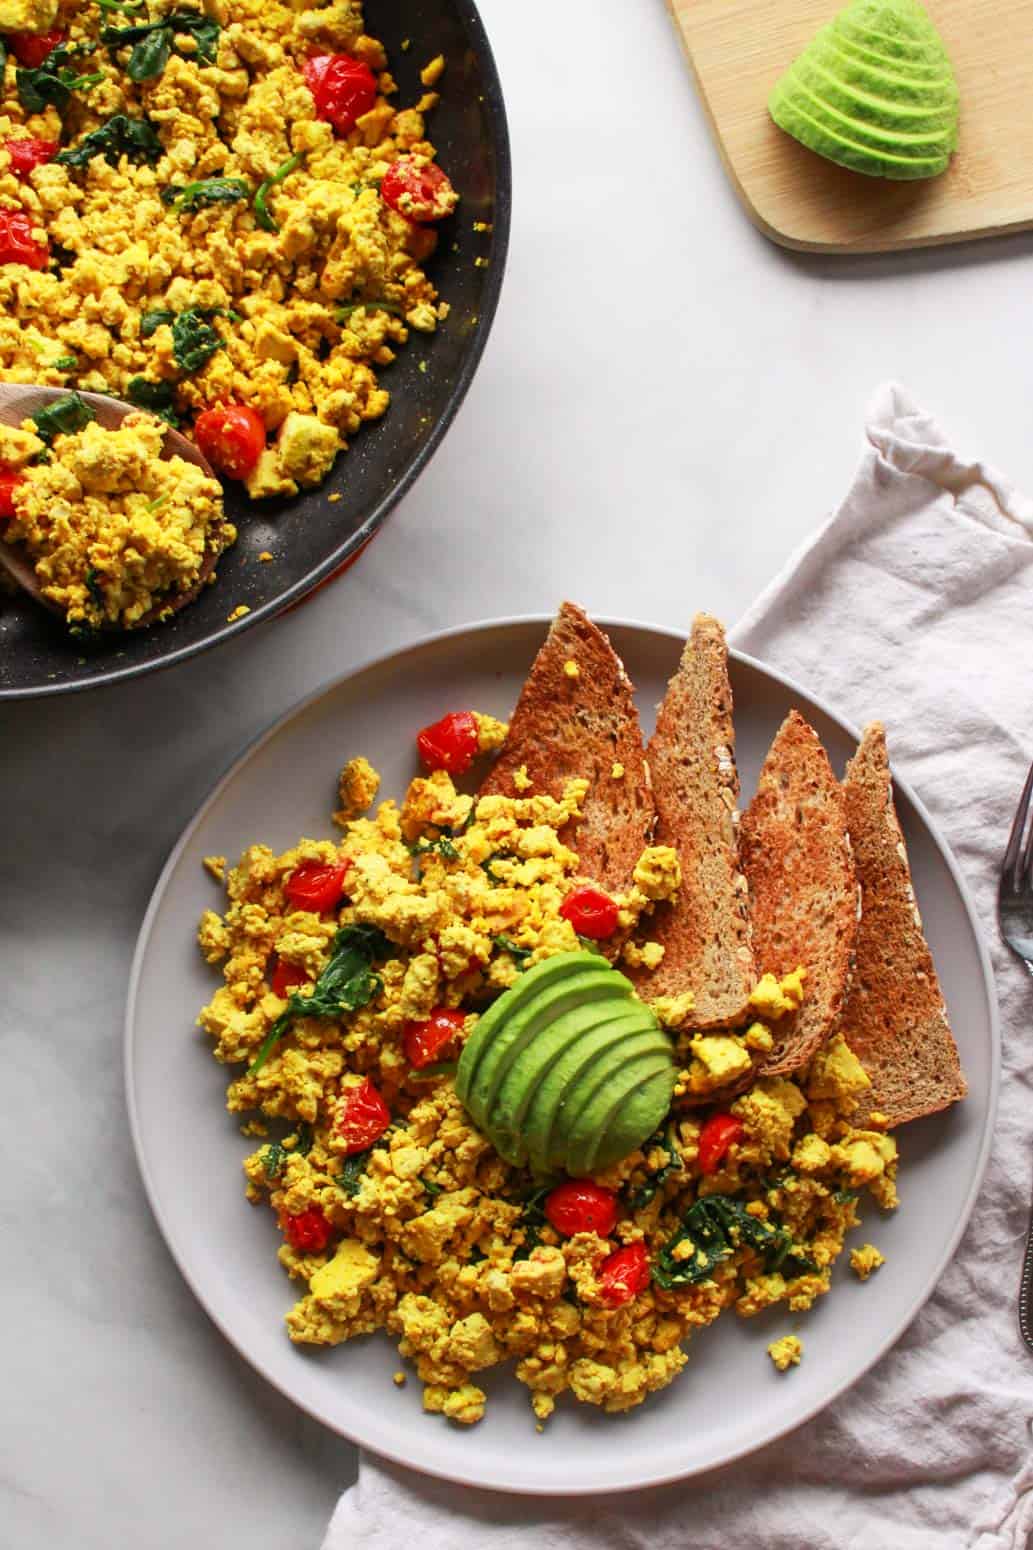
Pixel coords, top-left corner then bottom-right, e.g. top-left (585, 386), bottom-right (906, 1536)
top-left (546, 1032), bottom-right (675, 1174)
top-left (768, 0), bottom-right (959, 181)
top-left (565, 1054), bottom-right (677, 1178)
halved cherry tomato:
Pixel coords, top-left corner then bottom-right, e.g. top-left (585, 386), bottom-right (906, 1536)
top-left (559, 885), bottom-right (619, 940)
top-left (302, 53), bottom-right (377, 135)
top-left (270, 956), bottom-right (310, 999)
top-left (193, 403), bottom-right (266, 480)
top-left (0, 468), bottom-right (25, 522)
top-left (416, 710), bottom-right (479, 773)
top-left (283, 859), bottom-right (350, 913)
top-left (598, 1241), bottom-right (650, 1306)
top-left (7, 28), bottom-right (64, 66)
top-left (403, 1007), bottom-right (466, 1069)
top-left (544, 1180), bottom-right (617, 1238)
top-left (335, 1076), bottom-right (391, 1155)
top-left (697, 1112), bottom-right (744, 1175)
top-left (0, 209), bottom-right (48, 270)
top-left (280, 1207), bottom-right (332, 1254)
top-left (3, 138), bottom-right (58, 178)
top-left (380, 156), bottom-right (458, 223)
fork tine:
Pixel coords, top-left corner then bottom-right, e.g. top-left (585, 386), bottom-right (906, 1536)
top-left (1004, 757), bottom-right (1033, 890)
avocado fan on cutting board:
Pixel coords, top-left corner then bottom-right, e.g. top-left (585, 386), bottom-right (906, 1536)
top-left (768, 0), bottom-right (960, 181)
top-left (455, 951), bottom-right (676, 1178)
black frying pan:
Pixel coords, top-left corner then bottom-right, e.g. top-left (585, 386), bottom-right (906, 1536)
top-left (0, 0), bottom-right (510, 700)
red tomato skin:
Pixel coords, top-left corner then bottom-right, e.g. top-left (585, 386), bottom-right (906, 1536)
top-left (544, 1181), bottom-right (618, 1238)
top-left (380, 157), bottom-right (457, 223)
top-left (697, 1113), bottom-right (744, 1176)
top-left (280, 1207), bottom-right (332, 1254)
top-left (416, 710), bottom-right (479, 773)
top-left (193, 404), bottom-right (266, 480)
top-left (283, 859), bottom-right (350, 913)
top-left (335, 1077), bottom-right (391, 1155)
top-left (0, 468), bottom-right (25, 521)
top-left (302, 53), bottom-right (377, 134)
top-left (8, 28), bottom-right (64, 66)
top-left (0, 208), bottom-right (48, 270)
top-left (559, 886), bottom-right (620, 940)
top-left (403, 1007), bottom-right (466, 1069)
top-left (4, 138), bottom-right (58, 177)
top-left (598, 1241), bottom-right (651, 1306)
top-left (270, 956), bottom-right (310, 999)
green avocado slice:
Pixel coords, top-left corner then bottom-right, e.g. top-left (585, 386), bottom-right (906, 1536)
top-left (769, 90), bottom-right (951, 178)
top-left (550, 1034), bottom-right (675, 1172)
top-left (524, 1008), bottom-right (663, 1177)
top-left (455, 950), bottom-right (609, 1100)
top-left (815, 35), bottom-right (956, 101)
top-left (490, 1000), bottom-right (652, 1165)
top-left (589, 1068), bottom-right (677, 1173)
top-left (463, 968), bottom-right (628, 1130)
top-left (774, 76), bottom-right (956, 157)
top-left (796, 50), bottom-right (958, 132)
top-left (564, 1054), bottom-right (676, 1178)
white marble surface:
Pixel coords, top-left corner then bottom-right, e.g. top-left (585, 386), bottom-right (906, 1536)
top-left (5, 0), bottom-right (1033, 1545)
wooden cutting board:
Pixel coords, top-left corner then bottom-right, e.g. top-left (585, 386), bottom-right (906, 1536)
top-left (668, 0), bottom-right (1033, 253)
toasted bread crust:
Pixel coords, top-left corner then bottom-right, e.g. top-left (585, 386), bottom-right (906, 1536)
top-left (741, 711), bottom-right (858, 1078)
top-left (839, 725), bottom-right (966, 1126)
top-left (628, 615), bottom-right (755, 1031)
top-left (478, 603), bottom-right (654, 894)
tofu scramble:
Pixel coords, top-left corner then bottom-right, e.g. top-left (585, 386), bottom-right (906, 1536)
top-left (1, 406), bottom-right (227, 627)
top-left (0, 0), bottom-right (456, 504)
top-left (196, 743), bottom-right (897, 1426)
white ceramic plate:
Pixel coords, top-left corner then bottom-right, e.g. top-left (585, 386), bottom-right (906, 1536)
top-left (125, 617), bottom-right (999, 1496)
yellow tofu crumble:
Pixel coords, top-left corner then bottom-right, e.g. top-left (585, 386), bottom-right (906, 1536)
top-left (767, 1335), bottom-right (803, 1372)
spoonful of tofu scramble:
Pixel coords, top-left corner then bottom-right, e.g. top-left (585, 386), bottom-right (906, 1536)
top-left (0, 384), bottom-right (231, 631)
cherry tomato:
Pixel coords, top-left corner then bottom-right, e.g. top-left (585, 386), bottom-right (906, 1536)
top-left (283, 859), bottom-right (350, 913)
top-left (598, 1241), bottom-right (650, 1307)
top-left (544, 1180), bottom-right (618, 1238)
top-left (280, 1207), bottom-right (332, 1254)
top-left (0, 208), bottom-right (48, 270)
top-left (416, 710), bottom-right (479, 774)
top-left (559, 885), bottom-right (620, 940)
top-left (270, 956), bottom-right (310, 999)
top-left (3, 138), bottom-right (58, 178)
top-left (403, 1007), bottom-right (466, 1069)
top-left (380, 156), bottom-right (458, 223)
top-left (302, 53), bottom-right (377, 135)
top-left (7, 28), bottom-right (64, 66)
top-left (697, 1112), bottom-right (744, 1176)
top-left (0, 468), bottom-right (25, 522)
top-left (193, 404), bottom-right (266, 481)
top-left (335, 1077), bottom-right (391, 1155)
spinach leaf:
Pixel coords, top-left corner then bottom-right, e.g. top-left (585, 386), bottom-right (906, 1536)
top-left (652, 1193), bottom-right (819, 1291)
top-left (84, 566), bottom-right (105, 608)
top-left (56, 112), bottom-right (162, 168)
top-left (0, 39), bottom-right (6, 78)
top-left (254, 151), bottom-right (303, 233)
top-left (126, 376), bottom-right (180, 426)
top-left (408, 1060), bottom-right (458, 1082)
top-left (171, 309), bottom-right (224, 372)
top-left (408, 834), bottom-right (459, 863)
top-left (161, 176), bottom-right (249, 213)
top-left (103, 10), bottom-right (220, 81)
top-left (576, 934), bottom-right (606, 957)
top-left (336, 299), bottom-right (406, 324)
top-left (260, 1121), bottom-right (314, 1179)
top-left (494, 935), bottom-right (532, 963)
top-left (17, 43), bottom-right (105, 114)
top-left (626, 1123), bottom-right (683, 1211)
top-left (32, 392), bottom-right (97, 445)
top-left (420, 1176), bottom-right (443, 1199)
top-left (832, 1189), bottom-right (859, 1205)
top-left (248, 923), bottom-right (393, 1075)
top-left (512, 1185), bottom-right (549, 1261)
top-left (335, 1130), bottom-right (393, 1197)
top-left (140, 308), bottom-right (175, 338)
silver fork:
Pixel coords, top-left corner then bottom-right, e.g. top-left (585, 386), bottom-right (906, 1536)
top-left (996, 757), bottom-right (1033, 1354)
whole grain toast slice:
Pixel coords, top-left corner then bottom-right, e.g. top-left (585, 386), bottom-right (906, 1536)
top-left (740, 710), bottom-right (858, 1078)
top-left (478, 602), bottom-right (654, 894)
top-left (838, 723), bottom-right (966, 1126)
top-left (627, 615), bottom-right (755, 1031)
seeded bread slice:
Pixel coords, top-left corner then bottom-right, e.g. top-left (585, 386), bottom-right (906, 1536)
top-left (741, 710), bottom-right (858, 1078)
top-left (839, 724), bottom-right (966, 1126)
top-left (478, 602), bottom-right (654, 895)
top-left (627, 615), bottom-right (755, 1030)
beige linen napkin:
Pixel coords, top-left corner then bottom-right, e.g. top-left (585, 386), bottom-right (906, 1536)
top-left (323, 384), bottom-right (1033, 1550)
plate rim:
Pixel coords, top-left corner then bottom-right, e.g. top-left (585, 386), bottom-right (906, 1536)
top-left (124, 611), bottom-right (1001, 1496)
top-left (0, 0), bottom-right (512, 703)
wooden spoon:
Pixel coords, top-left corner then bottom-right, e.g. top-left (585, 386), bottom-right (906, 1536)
top-left (0, 384), bottom-right (226, 627)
